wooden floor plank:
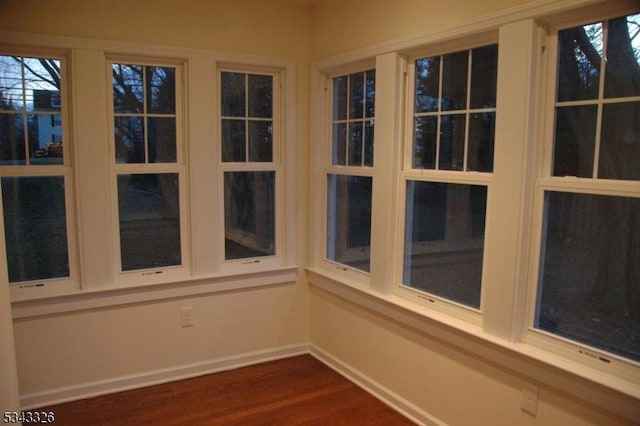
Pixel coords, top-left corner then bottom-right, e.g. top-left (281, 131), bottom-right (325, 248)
top-left (34, 355), bottom-right (415, 425)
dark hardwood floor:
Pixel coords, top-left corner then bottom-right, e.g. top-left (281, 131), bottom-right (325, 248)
top-left (35, 355), bottom-right (416, 425)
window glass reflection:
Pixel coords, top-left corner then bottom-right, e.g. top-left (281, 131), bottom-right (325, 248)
top-left (403, 181), bottom-right (486, 309)
top-left (117, 173), bottom-right (181, 271)
top-left (1, 176), bottom-right (69, 283)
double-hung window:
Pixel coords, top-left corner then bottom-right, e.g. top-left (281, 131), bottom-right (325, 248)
top-left (109, 61), bottom-right (187, 279)
top-left (326, 69), bottom-right (375, 273)
top-left (0, 53), bottom-right (78, 297)
top-left (401, 44), bottom-right (498, 311)
top-left (220, 69), bottom-right (280, 264)
top-left (529, 12), bottom-right (640, 366)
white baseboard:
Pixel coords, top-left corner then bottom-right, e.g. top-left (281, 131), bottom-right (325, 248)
top-left (21, 343), bottom-right (310, 410)
top-left (310, 344), bottom-right (445, 426)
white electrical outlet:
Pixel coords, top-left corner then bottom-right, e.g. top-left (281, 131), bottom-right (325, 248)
top-left (181, 307), bottom-right (194, 327)
top-left (521, 387), bottom-right (539, 416)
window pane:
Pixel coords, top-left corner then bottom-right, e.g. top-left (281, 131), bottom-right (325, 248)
top-left (117, 173), bottom-right (181, 271)
top-left (598, 102), bottom-right (640, 181)
top-left (349, 72), bottom-right (364, 119)
top-left (23, 57), bottom-right (61, 112)
top-left (536, 191), bottom-right (640, 362)
top-left (365, 70), bottom-right (375, 118)
top-left (333, 75), bottom-right (348, 121)
top-left (348, 122), bottom-right (363, 166)
top-left (248, 120), bottom-right (272, 162)
top-left (114, 116), bottom-right (145, 163)
top-left (415, 57), bottom-right (440, 113)
top-left (146, 66), bottom-right (175, 114)
top-left (553, 105), bottom-right (596, 177)
top-left (0, 113), bottom-right (26, 165)
top-left (1, 176), bottom-right (69, 283)
top-left (332, 122), bottom-right (347, 166)
top-left (248, 74), bottom-right (273, 118)
top-left (363, 120), bottom-right (374, 167)
top-left (556, 23), bottom-right (603, 102)
top-left (604, 14), bottom-right (640, 99)
top-left (327, 174), bottom-right (372, 272)
top-left (467, 112), bottom-right (495, 172)
top-left (0, 56), bottom-right (24, 111)
top-left (113, 64), bottom-right (143, 113)
top-left (441, 51), bottom-right (468, 111)
top-left (413, 116), bottom-right (437, 169)
top-left (221, 72), bottom-right (245, 117)
top-left (30, 113), bottom-right (64, 165)
top-left (439, 113), bottom-right (465, 171)
top-left (470, 45), bottom-right (498, 109)
top-left (403, 181), bottom-right (486, 309)
top-left (221, 119), bottom-right (246, 162)
top-left (148, 117), bottom-right (176, 163)
top-left (224, 171), bottom-right (275, 260)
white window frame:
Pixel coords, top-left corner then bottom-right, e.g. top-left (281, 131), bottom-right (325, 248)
top-left (319, 60), bottom-right (376, 285)
top-left (0, 49), bottom-right (81, 301)
top-left (395, 35), bottom-right (498, 325)
top-left (217, 64), bottom-right (285, 273)
top-left (106, 57), bottom-right (190, 285)
top-left (523, 9), bottom-right (640, 381)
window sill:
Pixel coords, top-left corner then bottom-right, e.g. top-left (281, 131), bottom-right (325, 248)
top-left (305, 267), bottom-right (640, 421)
top-left (11, 266), bottom-right (299, 320)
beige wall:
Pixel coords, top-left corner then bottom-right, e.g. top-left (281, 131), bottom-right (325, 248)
top-left (309, 0), bottom-right (537, 60)
top-left (0, 0), bottom-right (312, 58)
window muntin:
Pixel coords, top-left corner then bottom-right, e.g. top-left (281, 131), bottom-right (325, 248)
top-left (0, 54), bottom-right (75, 289)
top-left (220, 70), bottom-right (278, 261)
top-left (332, 70), bottom-right (375, 167)
top-left (403, 181), bottom-right (486, 309)
top-left (553, 14), bottom-right (640, 181)
top-left (0, 56), bottom-right (64, 165)
top-left (221, 72), bottom-right (273, 163)
top-left (111, 61), bottom-right (185, 274)
top-left (112, 64), bottom-right (177, 164)
top-left (326, 69), bottom-right (375, 273)
top-left (413, 45), bottom-right (497, 172)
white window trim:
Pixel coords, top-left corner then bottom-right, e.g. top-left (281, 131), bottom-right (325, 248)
top-left (521, 10), bottom-right (640, 382)
top-left (1, 31), bottom-right (299, 312)
top-left (217, 65), bottom-right (285, 273)
top-left (106, 58), bottom-right (191, 285)
top-left (308, 0), bottom-right (640, 413)
top-left (0, 50), bottom-right (81, 300)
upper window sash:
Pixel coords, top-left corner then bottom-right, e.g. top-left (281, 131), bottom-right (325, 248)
top-left (407, 45), bottom-right (498, 173)
top-left (329, 69), bottom-right (376, 168)
top-left (549, 13), bottom-right (640, 182)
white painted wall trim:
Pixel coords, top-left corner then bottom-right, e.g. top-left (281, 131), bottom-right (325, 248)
top-left (310, 345), bottom-right (444, 426)
top-left (20, 343), bottom-right (310, 410)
